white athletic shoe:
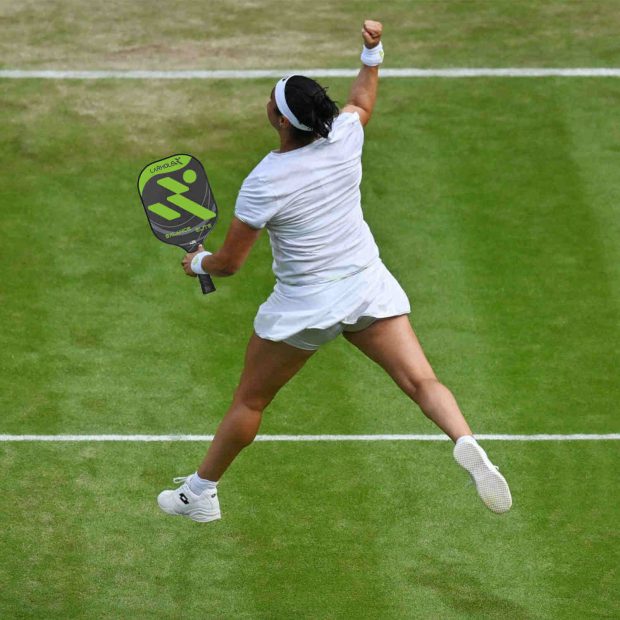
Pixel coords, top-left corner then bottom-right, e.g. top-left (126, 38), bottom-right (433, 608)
top-left (157, 475), bottom-right (221, 523)
top-left (453, 437), bottom-right (512, 514)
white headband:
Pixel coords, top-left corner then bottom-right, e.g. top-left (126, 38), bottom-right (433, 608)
top-left (274, 76), bottom-right (312, 132)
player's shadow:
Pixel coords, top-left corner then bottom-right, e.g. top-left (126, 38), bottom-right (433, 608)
top-left (414, 552), bottom-right (537, 619)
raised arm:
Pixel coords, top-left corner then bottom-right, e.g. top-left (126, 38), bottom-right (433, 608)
top-left (342, 20), bottom-right (384, 127)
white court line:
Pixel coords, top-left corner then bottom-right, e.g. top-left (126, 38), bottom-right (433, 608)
top-left (0, 434), bottom-right (618, 442)
top-left (1, 68), bottom-right (619, 79)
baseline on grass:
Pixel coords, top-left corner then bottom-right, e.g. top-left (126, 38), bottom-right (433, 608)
top-left (2, 68), bottom-right (620, 78)
top-left (0, 434), bottom-right (618, 442)
top-left (137, 153), bottom-right (218, 294)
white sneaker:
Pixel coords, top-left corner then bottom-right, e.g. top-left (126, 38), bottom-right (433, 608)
top-left (157, 475), bottom-right (221, 523)
top-left (453, 437), bottom-right (512, 514)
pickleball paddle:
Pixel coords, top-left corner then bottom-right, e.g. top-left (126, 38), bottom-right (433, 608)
top-left (137, 154), bottom-right (218, 294)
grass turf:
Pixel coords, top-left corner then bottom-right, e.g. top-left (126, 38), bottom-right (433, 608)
top-left (2, 0), bottom-right (620, 69)
top-left (1, 1), bottom-right (619, 617)
top-left (1, 442), bottom-right (618, 619)
top-left (1, 75), bottom-right (618, 619)
top-left (1, 77), bottom-right (618, 436)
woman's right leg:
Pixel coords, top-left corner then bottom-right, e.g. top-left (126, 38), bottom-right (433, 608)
top-left (343, 315), bottom-right (512, 513)
top-left (343, 315), bottom-right (472, 441)
top-left (197, 332), bottom-right (315, 481)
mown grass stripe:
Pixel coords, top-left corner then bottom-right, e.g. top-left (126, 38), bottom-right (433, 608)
top-left (1, 68), bottom-right (619, 79)
top-left (0, 434), bottom-right (618, 441)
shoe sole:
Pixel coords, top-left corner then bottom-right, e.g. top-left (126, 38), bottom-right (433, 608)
top-left (453, 441), bottom-right (512, 514)
top-left (157, 496), bottom-right (221, 523)
top-left (184, 510), bottom-right (221, 523)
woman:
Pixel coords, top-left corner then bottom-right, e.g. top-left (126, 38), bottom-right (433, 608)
top-left (158, 20), bottom-right (512, 522)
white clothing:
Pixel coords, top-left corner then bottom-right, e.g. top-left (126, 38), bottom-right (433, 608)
top-left (234, 112), bottom-right (380, 286)
top-left (234, 111), bottom-right (410, 345)
top-left (283, 315), bottom-right (379, 351)
top-left (257, 257), bottom-right (410, 345)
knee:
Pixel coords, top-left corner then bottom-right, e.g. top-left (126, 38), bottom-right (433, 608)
top-left (402, 376), bottom-right (439, 404)
top-left (232, 386), bottom-right (272, 413)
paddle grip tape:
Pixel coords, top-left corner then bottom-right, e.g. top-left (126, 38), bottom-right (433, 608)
top-left (198, 274), bottom-right (216, 295)
top-left (190, 251), bottom-right (215, 295)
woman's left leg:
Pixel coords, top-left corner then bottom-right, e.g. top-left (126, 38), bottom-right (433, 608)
top-left (197, 332), bottom-right (315, 481)
top-left (158, 332), bottom-right (315, 521)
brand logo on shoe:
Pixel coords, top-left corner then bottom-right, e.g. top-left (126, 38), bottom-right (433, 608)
top-left (179, 493), bottom-right (190, 505)
top-left (211, 493), bottom-right (217, 498)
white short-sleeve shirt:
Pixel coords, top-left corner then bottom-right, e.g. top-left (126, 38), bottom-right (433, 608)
top-left (234, 112), bottom-right (380, 286)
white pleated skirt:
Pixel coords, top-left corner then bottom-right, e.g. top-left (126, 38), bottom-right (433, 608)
top-left (254, 258), bottom-right (411, 342)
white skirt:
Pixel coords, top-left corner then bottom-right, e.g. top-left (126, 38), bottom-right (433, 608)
top-left (254, 258), bottom-right (411, 342)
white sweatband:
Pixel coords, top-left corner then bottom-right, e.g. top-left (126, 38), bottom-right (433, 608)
top-left (360, 42), bottom-right (384, 66)
top-left (190, 250), bottom-right (212, 275)
top-left (274, 76), bottom-right (313, 132)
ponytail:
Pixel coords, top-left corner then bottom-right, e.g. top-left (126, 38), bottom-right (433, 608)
top-left (281, 76), bottom-right (339, 139)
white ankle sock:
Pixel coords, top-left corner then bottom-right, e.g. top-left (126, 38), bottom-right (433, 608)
top-left (188, 472), bottom-right (218, 495)
top-left (456, 435), bottom-right (477, 446)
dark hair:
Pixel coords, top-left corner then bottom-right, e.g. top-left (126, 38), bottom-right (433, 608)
top-left (277, 75), bottom-right (339, 139)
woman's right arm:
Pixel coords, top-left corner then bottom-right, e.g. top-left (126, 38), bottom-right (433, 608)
top-left (182, 217), bottom-right (261, 277)
top-left (342, 20), bottom-right (383, 127)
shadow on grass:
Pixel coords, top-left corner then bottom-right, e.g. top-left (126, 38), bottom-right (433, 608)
top-left (414, 553), bottom-right (537, 619)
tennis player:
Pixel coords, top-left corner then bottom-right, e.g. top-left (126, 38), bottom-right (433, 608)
top-left (158, 20), bottom-right (512, 522)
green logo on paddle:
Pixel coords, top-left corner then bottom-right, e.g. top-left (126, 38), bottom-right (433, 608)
top-left (147, 169), bottom-right (217, 222)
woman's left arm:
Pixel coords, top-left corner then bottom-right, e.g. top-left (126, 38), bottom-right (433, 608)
top-left (182, 216), bottom-right (262, 277)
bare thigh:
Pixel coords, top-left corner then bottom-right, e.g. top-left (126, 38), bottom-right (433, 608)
top-left (234, 332), bottom-right (316, 410)
top-left (343, 315), bottom-right (437, 393)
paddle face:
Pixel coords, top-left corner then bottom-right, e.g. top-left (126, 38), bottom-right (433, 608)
top-left (137, 154), bottom-right (218, 294)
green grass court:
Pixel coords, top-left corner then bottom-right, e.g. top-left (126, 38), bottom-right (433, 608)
top-left (1, 1), bottom-right (619, 618)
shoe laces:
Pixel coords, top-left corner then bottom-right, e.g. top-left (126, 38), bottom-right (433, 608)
top-left (173, 475), bottom-right (192, 484)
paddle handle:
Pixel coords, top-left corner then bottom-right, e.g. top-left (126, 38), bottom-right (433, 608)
top-left (198, 273), bottom-right (216, 295)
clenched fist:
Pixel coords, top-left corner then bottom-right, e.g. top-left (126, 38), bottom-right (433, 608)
top-left (362, 20), bottom-right (383, 49)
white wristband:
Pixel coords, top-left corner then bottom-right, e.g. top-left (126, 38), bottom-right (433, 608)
top-left (190, 250), bottom-right (212, 275)
top-left (361, 42), bottom-right (384, 66)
